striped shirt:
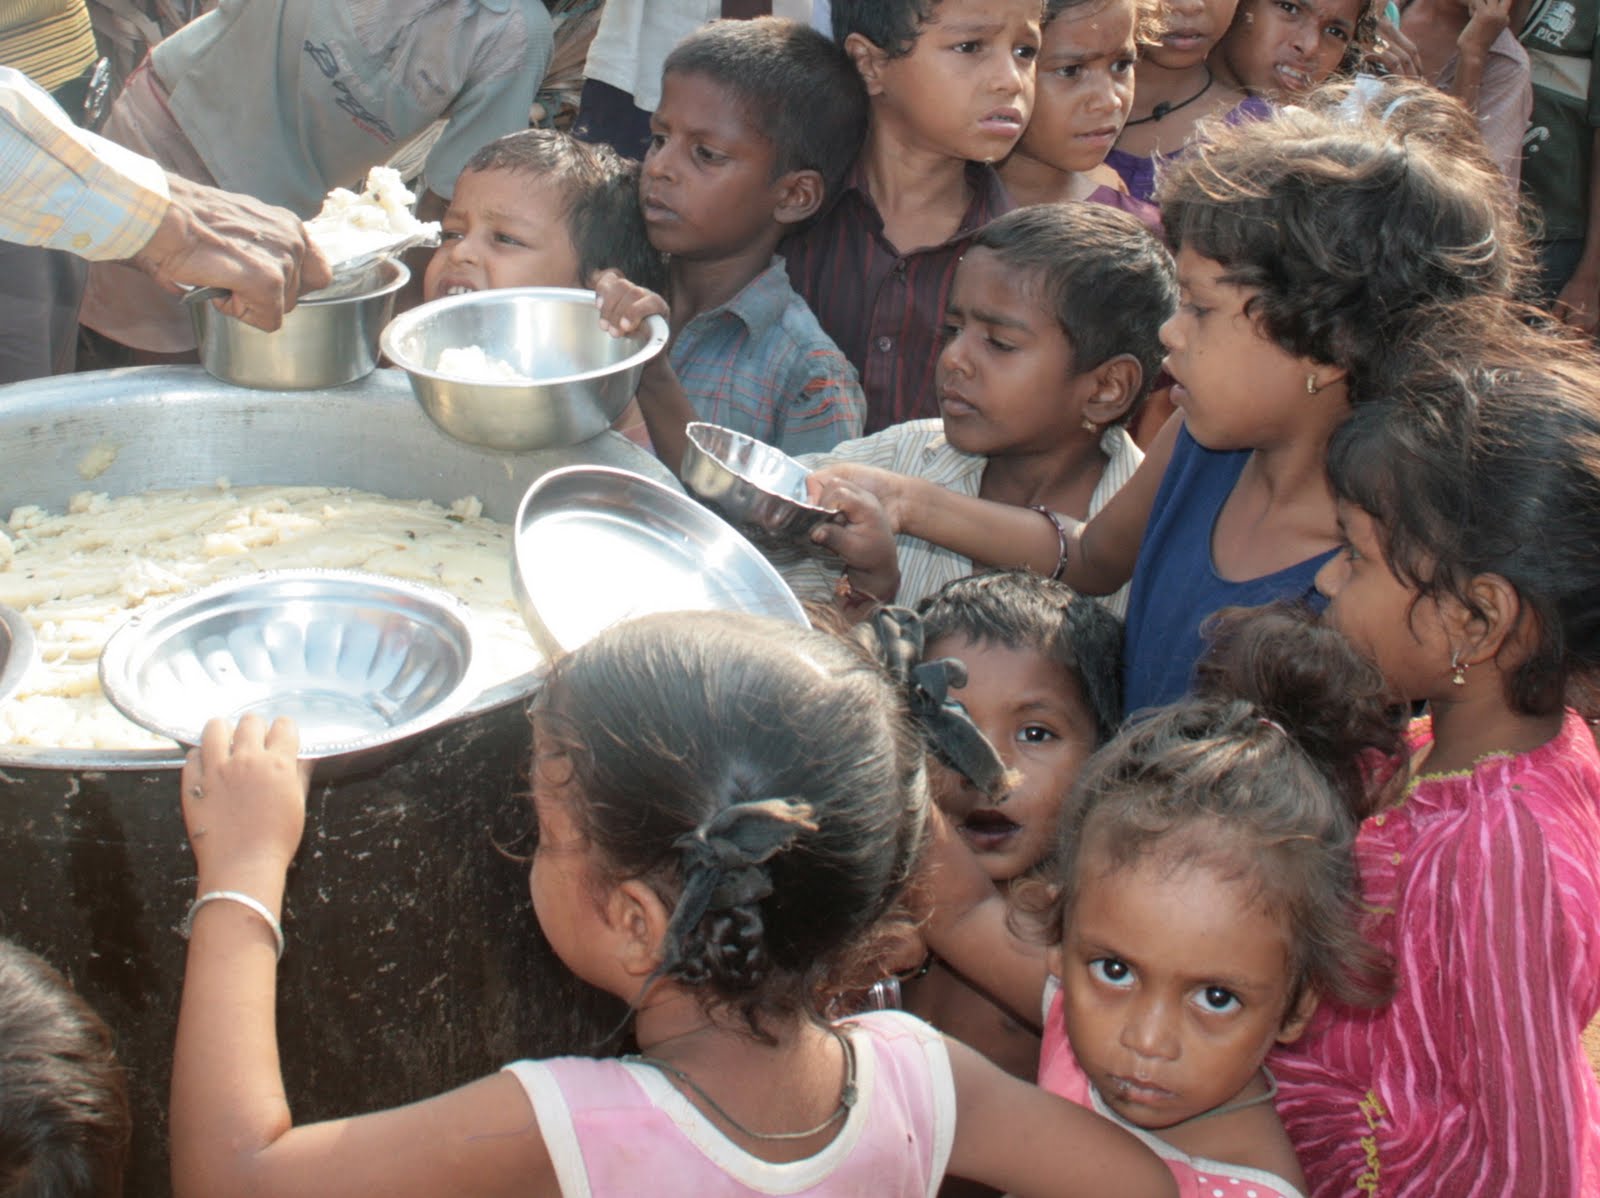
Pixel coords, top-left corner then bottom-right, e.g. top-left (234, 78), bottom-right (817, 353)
top-left (782, 160), bottom-right (1014, 434)
top-left (671, 256), bottom-right (865, 457)
top-left (0, 65), bottom-right (169, 260)
top-left (776, 419), bottom-right (1142, 616)
top-left (1272, 709), bottom-right (1600, 1196)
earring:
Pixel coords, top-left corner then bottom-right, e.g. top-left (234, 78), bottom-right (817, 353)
top-left (1305, 374), bottom-right (1319, 395)
top-left (1450, 650), bottom-right (1468, 686)
top-left (1081, 416), bottom-right (1098, 434)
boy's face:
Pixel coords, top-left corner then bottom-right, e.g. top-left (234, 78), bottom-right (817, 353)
top-left (1216, 0), bottom-right (1358, 98)
top-left (423, 169), bottom-right (581, 300)
top-left (926, 634), bottom-right (1098, 882)
top-left (640, 71), bottom-right (791, 262)
top-left (936, 247), bottom-right (1098, 458)
top-left (863, 0), bottom-right (1042, 163)
top-left (1018, 0), bottom-right (1139, 174)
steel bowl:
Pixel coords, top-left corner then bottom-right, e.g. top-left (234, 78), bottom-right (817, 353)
top-left (679, 422), bottom-right (839, 546)
top-left (0, 603), bottom-right (35, 707)
top-left (380, 287), bottom-right (669, 452)
top-left (98, 569), bottom-right (476, 759)
top-left (512, 465), bottom-right (806, 657)
top-left (191, 259), bottom-right (409, 391)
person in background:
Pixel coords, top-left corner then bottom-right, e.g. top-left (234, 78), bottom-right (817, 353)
top-left (77, 0), bottom-right (553, 356)
top-left (1519, 0), bottom-right (1600, 332)
top-left (1211, 0), bottom-right (1374, 100)
top-left (0, 937), bottom-right (131, 1198)
top-left (0, 67), bottom-right (330, 339)
top-left (784, 0), bottom-right (1040, 434)
top-left (573, 1), bottom-right (827, 161)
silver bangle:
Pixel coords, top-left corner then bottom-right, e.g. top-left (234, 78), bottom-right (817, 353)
top-left (181, 890), bottom-right (285, 961)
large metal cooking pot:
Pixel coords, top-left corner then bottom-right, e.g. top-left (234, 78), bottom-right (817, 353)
top-left (0, 366), bottom-right (663, 1194)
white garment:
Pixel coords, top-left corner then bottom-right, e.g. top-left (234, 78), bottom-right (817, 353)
top-left (584, 0), bottom-right (825, 113)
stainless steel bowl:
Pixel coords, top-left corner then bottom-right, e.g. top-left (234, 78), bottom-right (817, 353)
top-left (380, 287), bottom-right (669, 452)
top-left (99, 569), bottom-right (475, 759)
top-left (0, 603), bottom-right (35, 707)
top-left (679, 422), bottom-right (839, 546)
top-left (512, 465), bottom-right (806, 656)
top-left (191, 259), bottom-right (408, 391)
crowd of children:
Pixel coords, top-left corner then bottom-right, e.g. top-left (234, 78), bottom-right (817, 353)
top-left (6, 0), bottom-right (1600, 1194)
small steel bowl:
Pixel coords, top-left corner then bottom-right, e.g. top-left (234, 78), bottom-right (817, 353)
top-left (98, 569), bottom-right (475, 759)
top-left (511, 465), bottom-right (806, 657)
top-left (191, 259), bottom-right (409, 391)
top-left (380, 287), bottom-right (669, 452)
top-left (0, 602), bottom-right (36, 707)
top-left (679, 422), bottom-right (839, 546)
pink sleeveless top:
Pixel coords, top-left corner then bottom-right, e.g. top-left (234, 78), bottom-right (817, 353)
top-left (504, 1010), bottom-right (956, 1197)
top-left (1038, 978), bottom-right (1305, 1198)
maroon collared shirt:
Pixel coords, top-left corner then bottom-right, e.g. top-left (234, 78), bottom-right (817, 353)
top-left (782, 160), bottom-right (1014, 434)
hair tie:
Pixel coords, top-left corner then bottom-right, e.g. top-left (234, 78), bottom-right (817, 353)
top-left (857, 607), bottom-right (1012, 799)
top-left (1257, 715), bottom-right (1287, 736)
top-left (657, 799), bottom-right (817, 979)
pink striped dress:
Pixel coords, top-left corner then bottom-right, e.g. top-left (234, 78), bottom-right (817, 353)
top-left (1272, 709), bottom-right (1600, 1196)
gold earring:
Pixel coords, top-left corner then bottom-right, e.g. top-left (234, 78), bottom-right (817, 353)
top-left (1081, 416), bottom-right (1098, 434)
top-left (1305, 374), bottom-right (1319, 395)
top-left (1450, 651), bottom-right (1468, 686)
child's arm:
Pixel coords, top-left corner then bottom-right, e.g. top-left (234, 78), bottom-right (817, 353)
top-left (918, 806), bottom-right (1052, 1026)
top-left (169, 716), bottom-right (556, 1198)
top-left (808, 474), bottom-right (901, 615)
top-left (944, 1037), bottom-right (1178, 1197)
top-left (812, 412), bottom-right (1181, 597)
top-left (591, 268), bottom-right (696, 473)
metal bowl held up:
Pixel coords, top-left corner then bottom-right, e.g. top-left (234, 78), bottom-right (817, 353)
top-left (512, 465), bottom-right (806, 657)
top-left (380, 286), bottom-right (669, 452)
top-left (99, 570), bottom-right (476, 760)
top-left (191, 258), bottom-right (409, 391)
top-left (679, 422), bottom-right (839, 547)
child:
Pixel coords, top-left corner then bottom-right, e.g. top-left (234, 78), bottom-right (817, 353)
top-left (165, 613), bottom-right (1180, 1198)
top-left (999, 0), bottom-right (1162, 227)
top-left (1104, 0), bottom-right (1269, 201)
top-left (917, 604), bottom-right (1400, 1197)
top-left (1272, 308), bottom-right (1600, 1194)
top-left (903, 571), bottom-right (1124, 1088)
top-left (810, 89), bottom-right (1528, 709)
top-left (785, 0), bottom-right (1042, 432)
top-left (0, 937), bottom-right (130, 1197)
top-left (597, 18), bottom-right (868, 459)
top-left (791, 200), bottom-right (1173, 618)
top-left (1210, 0), bottom-right (1371, 100)
top-left (422, 129), bottom-right (664, 303)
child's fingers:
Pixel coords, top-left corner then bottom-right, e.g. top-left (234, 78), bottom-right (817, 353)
top-left (263, 715), bottom-right (301, 758)
top-left (199, 715), bottom-right (232, 772)
top-left (230, 712), bottom-right (267, 754)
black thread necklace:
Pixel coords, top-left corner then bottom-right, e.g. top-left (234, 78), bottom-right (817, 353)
top-left (627, 1027), bottom-right (859, 1142)
top-left (1123, 66), bottom-right (1215, 127)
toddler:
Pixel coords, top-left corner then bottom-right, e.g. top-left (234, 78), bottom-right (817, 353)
top-left (921, 604), bottom-right (1400, 1196)
top-left (1000, 0), bottom-right (1162, 229)
top-left (903, 571), bottom-right (1123, 1087)
top-left (0, 937), bottom-right (130, 1197)
top-left (1273, 304), bottom-right (1600, 1194)
top-left (598, 17), bottom-right (868, 460)
top-left (786, 0), bottom-right (1042, 431)
top-left (1210, 0), bottom-right (1372, 99)
top-left (166, 612), bottom-right (1180, 1198)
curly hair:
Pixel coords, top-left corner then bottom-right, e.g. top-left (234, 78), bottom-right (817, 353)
top-left (1042, 604), bottom-right (1402, 1018)
top-left (1157, 79), bottom-right (1530, 399)
top-left (533, 612), bottom-right (930, 1039)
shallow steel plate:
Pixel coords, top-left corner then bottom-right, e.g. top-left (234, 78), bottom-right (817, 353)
top-left (99, 570), bottom-right (476, 759)
top-left (512, 465), bottom-right (806, 656)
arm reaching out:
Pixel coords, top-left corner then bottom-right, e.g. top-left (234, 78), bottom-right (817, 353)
top-left (592, 268), bottom-right (696, 471)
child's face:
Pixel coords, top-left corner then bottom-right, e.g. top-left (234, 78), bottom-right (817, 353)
top-left (1054, 845), bottom-right (1313, 1129)
top-left (1158, 245), bottom-right (1314, 451)
top-left (1144, 0), bottom-right (1242, 69)
top-left (865, 0), bottom-right (1041, 164)
top-left (640, 71), bottom-right (790, 262)
top-left (527, 753), bottom-right (617, 994)
top-left (937, 248), bottom-right (1100, 457)
top-left (423, 169), bottom-right (582, 301)
top-left (1315, 502), bottom-right (1455, 702)
top-left (926, 634), bottom-right (1099, 882)
top-left (1017, 0), bottom-right (1140, 174)
top-left (1215, 0), bottom-right (1359, 98)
